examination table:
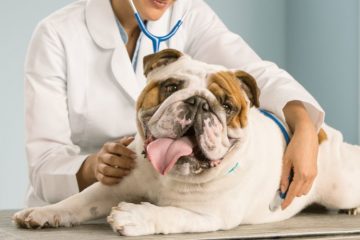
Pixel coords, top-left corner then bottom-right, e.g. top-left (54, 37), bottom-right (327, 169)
top-left (1, 207), bottom-right (360, 239)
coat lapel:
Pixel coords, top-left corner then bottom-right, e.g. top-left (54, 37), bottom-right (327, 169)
top-left (86, 0), bottom-right (140, 102)
top-left (111, 46), bottom-right (140, 102)
top-left (85, 0), bottom-right (119, 49)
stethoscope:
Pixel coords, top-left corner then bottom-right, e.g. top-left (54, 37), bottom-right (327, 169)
top-left (128, 0), bottom-right (186, 53)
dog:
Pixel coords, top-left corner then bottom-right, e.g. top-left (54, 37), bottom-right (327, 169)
top-left (13, 49), bottom-right (360, 236)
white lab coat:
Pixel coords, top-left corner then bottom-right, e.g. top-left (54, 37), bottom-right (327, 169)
top-left (25, 0), bottom-right (324, 207)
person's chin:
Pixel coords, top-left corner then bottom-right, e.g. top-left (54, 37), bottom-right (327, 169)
top-left (141, 10), bottom-right (167, 21)
top-left (139, 0), bottom-right (172, 20)
top-left (146, 14), bottom-right (163, 21)
top-left (148, 0), bottom-right (172, 10)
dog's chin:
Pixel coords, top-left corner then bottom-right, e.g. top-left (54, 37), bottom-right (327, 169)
top-left (174, 136), bottom-right (227, 176)
top-left (171, 156), bottom-right (219, 176)
top-left (170, 139), bottom-right (240, 177)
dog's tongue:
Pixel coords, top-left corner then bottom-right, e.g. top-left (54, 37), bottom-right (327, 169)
top-left (146, 137), bottom-right (194, 175)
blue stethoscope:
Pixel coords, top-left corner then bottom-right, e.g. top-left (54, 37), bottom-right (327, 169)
top-left (128, 0), bottom-right (186, 53)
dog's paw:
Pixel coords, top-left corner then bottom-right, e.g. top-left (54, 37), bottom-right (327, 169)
top-left (339, 207), bottom-right (360, 216)
top-left (12, 207), bottom-right (76, 229)
top-left (107, 202), bottom-right (157, 236)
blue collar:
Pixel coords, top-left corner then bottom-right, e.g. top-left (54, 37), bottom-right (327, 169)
top-left (227, 109), bottom-right (291, 175)
top-left (259, 109), bottom-right (290, 145)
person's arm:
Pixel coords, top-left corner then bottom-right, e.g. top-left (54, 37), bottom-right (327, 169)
top-left (281, 101), bottom-right (319, 209)
top-left (25, 21), bottom-right (91, 204)
top-left (183, 0), bottom-right (324, 207)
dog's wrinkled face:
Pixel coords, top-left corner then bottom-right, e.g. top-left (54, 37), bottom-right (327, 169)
top-left (137, 49), bottom-right (259, 177)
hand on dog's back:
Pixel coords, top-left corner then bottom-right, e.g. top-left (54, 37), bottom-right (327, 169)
top-left (77, 136), bottom-right (137, 190)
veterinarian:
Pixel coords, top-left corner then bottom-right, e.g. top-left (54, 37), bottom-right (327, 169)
top-left (25, 0), bottom-right (324, 210)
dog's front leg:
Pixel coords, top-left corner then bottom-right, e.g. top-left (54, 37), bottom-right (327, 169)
top-left (13, 182), bottom-right (122, 229)
top-left (108, 202), bottom-right (224, 236)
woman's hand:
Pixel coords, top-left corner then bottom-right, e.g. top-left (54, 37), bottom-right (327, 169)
top-left (77, 136), bottom-right (136, 191)
top-left (93, 136), bottom-right (136, 184)
top-left (280, 101), bottom-right (319, 210)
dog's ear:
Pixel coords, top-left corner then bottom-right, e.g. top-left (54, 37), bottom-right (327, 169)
top-left (235, 71), bottom-right (260, 108)
top-left (143, 49), bottom-right (183, 76)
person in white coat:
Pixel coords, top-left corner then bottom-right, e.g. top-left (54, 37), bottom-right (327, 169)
top-left (25, 0), bottom-right (324, 209)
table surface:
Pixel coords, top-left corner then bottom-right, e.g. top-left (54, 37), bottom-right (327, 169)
top-left (1, 209), bottom-right (360, 240)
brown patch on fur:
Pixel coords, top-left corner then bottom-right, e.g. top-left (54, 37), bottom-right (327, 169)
top-left (136, 80), bottom-right (160, 111)
top-left (318, 128), bottom-right (328, 144)
top-left (234, 71), bottom-right (260, 107)
top-left (143, 49), bottom-right (183, 76)
top-left (136, 80), bottom-right (160, 139)
top-left (208, 71), bottom-right (249, 128)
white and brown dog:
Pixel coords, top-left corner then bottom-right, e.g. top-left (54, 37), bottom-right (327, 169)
top-left (13, 49), bottom-right (360, 236)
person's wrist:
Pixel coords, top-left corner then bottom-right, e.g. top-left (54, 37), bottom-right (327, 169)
top-left (284, 101), bottom-right (315, 134)
top-left (77, 154), bottom-right (98, 191)
top-left (293, 115), bottom-right (316, 133)
top-left (85, 154), bottom-right (98, 182)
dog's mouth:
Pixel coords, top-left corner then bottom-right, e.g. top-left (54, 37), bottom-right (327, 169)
top-left (144, 126), bottom-right (221, 175)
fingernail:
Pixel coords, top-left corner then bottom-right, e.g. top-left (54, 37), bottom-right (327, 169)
top-left (280, 185), bottom-right (286, 193)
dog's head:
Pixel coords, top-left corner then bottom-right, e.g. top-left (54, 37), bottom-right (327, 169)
top-left (137, 49), bottom-right (260, 177)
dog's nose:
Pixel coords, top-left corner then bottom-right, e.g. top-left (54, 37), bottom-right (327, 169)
top-left (184, 96), bottom-right (197, 105)
top-left (202, 101), bottom-right (209, 111)
top-left (184, 96), bottom-right (210, 112)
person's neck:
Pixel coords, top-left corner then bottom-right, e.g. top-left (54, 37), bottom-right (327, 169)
top-left (111, 0), bottom-right (139, 35)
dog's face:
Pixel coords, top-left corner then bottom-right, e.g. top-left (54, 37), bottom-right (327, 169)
top-left (137, 49), bottom-right (260, 177)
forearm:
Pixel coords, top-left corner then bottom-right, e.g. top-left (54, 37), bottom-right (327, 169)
top-left (283, 101), bottom-right (317, 135)
top-left (76, 154), bottom-right (97, 191)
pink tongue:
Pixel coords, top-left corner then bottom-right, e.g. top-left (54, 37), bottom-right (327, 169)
top-left (146, 137), bottom-right (194, 175)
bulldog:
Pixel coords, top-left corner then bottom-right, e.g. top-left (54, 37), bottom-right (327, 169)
top-left (13, 49), bottom-right (360, 236)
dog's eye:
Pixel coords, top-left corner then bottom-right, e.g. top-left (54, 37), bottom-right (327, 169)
top-left (222, 103), bottom-right (233, 115)
top-left (159, 79), bottom-right (184, 101)
top-left (165, 84), bottom-right (178, 94)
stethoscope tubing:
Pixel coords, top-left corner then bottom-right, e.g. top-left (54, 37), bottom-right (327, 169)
top-left (128, 0), bottom-right (185, 53)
